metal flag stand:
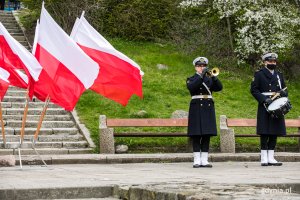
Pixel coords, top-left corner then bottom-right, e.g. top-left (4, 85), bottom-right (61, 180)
top-left (0, 99), bottom-right (6, 149)
top-left (30, 95), bottom-right (51, 168)
top-left (17, 91), bottom-right (49, 169)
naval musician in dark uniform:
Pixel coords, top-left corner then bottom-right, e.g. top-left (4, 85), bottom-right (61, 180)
top-left (250, 52), bottom-right (288, 166)
top-left (186, 57), bottom-right (223, 168)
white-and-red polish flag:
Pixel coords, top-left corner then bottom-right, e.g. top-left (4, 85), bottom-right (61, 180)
top-left (70, 15), bottom-right (143, 106)
top-left (32, 5), bottom-right (99, 111)
top-left (0, 67), bottom-right (10, 101)
top-left (0, 22), bottom-right (42, 93)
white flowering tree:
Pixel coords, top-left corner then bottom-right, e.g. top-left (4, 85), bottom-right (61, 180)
top-left (180, 0), bottom-right (300, 66)
top-left (235, 2), bottom-right (300, 65)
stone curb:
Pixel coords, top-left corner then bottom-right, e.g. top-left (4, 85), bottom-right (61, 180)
top-left (1, 182), bottom-right (299, 200)
top-left (71, 110), bottom-right (96, 148)
top-left (13, 152), bottom-right (300, 166)
top-left (0, 186), bottom-right (113, 200)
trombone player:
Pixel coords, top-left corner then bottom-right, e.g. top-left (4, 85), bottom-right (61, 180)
top-left (186, 57), bottom-right (223, 168)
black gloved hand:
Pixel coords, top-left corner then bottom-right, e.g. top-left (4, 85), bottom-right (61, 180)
top-left (264, 98), bottom-right (272, 105)
top-left (280, 90), bottom-right (287, 97)
top-left (212, 76), bottom-right (218, 81)
top-left (201, 67), bottom-right (209, 77)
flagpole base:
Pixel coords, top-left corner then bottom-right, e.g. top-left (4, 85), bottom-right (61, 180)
top-left (18, 138), bottom-right (23, 169)
top-left (31, 137), bottom-right (47, 167)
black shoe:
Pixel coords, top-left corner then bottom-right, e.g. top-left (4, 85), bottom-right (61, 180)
top-left (200, 164), bottom-right (213, 168)
top-left (261, 163), bottom-right (268, 166)
top-left (268, 162), bottom-right (282, 166)
top-left (193, 164), bottom-right (200, 168)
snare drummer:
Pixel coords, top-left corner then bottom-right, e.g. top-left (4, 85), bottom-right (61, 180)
top-left (250, 52), bottom-right (288, 166)
top-left (186, 57), bottom-right (223, 168)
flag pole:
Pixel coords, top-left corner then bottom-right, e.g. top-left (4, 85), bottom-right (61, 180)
top-left (30, 95), bottom-right (50, 167)
top-left (19, 88), bottom-right (30, 145)
top-left (33, 95), bottom-right (50, 145)
top-left (17, 88), bottom-right (30, 169)
top-left (0, 100), bottom-right (6, 148)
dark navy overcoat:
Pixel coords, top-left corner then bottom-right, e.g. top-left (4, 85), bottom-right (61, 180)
top-left (250, 67), bottom-right (287, 136)
top-left (186, 74), bottom-right (222, 136)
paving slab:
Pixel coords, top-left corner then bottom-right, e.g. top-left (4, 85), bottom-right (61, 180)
top-left (0, 162), bottom-right (299, 199)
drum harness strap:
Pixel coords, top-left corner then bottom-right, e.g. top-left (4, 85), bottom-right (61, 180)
top-left (262, 74), bottom-right (283, 112)
top-left (277, 74), bottom-right (282, 89)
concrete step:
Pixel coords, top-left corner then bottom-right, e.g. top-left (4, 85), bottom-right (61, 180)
top-left (2, 114), bottom-right (72, 121)
top-left (40, 198), bottom-right (119, 200)
top-left (18, 40), bottom-right (29, 46)
top-left (6, 90), bottom-right (27, 96)
top-left (0, 127), bottom-right (14, 135)
top-left (0, 14), bottom-right (14, 17)
top-left (8, 86), bottom-right (24, 90)
top-left (6, 120), bottom-right (75, 128)
top-left (3, 127), bottom-right (79, 135)
top-left (1, 22), bottom-right (19, 29)
top-left (6, 28), bottom-right (23, 34)
top-left (3, 96), bottom-right (42, 102)
top-left (3, 108), bottom-right (68, 115)
top-left (0, 13), bottom-right (13, 16)
top-left (9, 32), bottom-right (23, 36)
top-left (1, 21), bottom-right (19, 27)
top-left (1, 102), bottom-right (61, 108)
top-left (1, 20), bottom-right (18, 26)
top-left (0, 134), bottom-right (84, 142)
top-left (0, 148), bottom-right (93, 155)
top-left (9, 35), bottom-right (27, 41)
top-left (2, 141), bottom-right (88, 149)
top-left (0, 17), bottom-right (17, 22)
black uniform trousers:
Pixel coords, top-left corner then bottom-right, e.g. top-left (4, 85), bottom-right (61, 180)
top-left (191, 135), bottom-right (210, 152)
top-left (260, 135), bottom-right (277, 150)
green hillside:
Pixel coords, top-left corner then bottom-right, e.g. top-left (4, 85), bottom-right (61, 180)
top-left (75, 39), bottom-right (300, 153)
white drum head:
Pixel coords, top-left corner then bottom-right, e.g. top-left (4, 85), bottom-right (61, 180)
top-left (268, 97), bottom-right (288, 111)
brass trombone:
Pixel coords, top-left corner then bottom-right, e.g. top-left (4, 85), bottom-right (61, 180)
top-left (206, 67), bottom-right (220, 77)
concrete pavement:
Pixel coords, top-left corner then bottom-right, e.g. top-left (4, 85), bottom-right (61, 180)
top-left (8, 152), bottom-right (300, 165)
top-left (0, 161), bottom-right (299, 199)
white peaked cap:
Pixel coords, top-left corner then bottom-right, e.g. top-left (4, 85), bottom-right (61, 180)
top-left (192, 57), bottom-right (208, 66)
top-left (262, 52), bottom-right (278, 61)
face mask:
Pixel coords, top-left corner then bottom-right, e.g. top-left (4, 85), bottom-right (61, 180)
top-left (266, 64), bottom-right (276, 70)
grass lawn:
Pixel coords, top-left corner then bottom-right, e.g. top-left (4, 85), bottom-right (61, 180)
top-left (75, 39), bottom-right (300, 153)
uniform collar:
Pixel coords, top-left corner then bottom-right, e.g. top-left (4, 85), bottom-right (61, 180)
top-left (262, 67), bottom-right (274, 79)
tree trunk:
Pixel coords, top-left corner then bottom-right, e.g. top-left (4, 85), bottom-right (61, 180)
top-left (226, 17), bottom-right (234, 54)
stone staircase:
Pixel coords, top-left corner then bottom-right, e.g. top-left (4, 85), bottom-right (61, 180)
top-left (0, 11), bottom-right (94, 155)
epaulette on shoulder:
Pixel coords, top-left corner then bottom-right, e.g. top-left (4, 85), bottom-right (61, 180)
top-left (187, 74), bottom-right (196, 80)
top-left (255, 68), bottom-right (263, 73)
top-left (186, 74), bottom-right (196, 83)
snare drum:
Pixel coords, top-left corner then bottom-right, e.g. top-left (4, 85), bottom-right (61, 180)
top-left (267, 97), bottom-right (292, 118)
